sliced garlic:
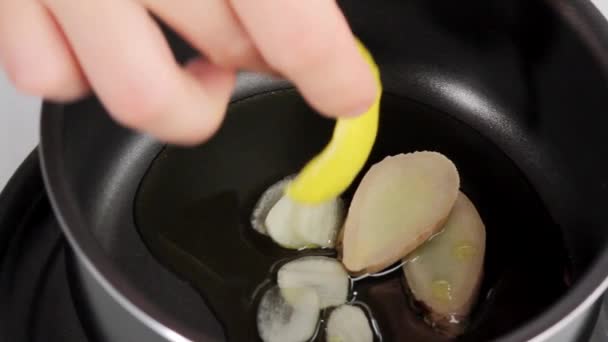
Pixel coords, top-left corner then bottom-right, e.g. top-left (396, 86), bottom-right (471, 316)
top-left (326, 305), bottom-right (374, 342)
top-left (251, 177), bottom-right (292, 235)
top-left (278, 256), bottom-right (350, 309)
top-left (403, 192), bottom-right (486, 335)
top-left (266, 195), bottom-right (343, 249)
top-left (257, 286), bottom-right (320, 342)
top-left (293, 198), bottom-right (344, 248)
top-left (265, 195), bottom-right (310, 248)
top-left (341, 151), bottom-right (460, 274)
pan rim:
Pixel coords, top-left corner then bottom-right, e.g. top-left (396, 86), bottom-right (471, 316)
top-left (39, 103), bottom-right (200, 341)
top-left (39, 1), bottom-right (608, 341)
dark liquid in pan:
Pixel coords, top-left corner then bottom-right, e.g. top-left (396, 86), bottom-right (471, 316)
top-left (134, 90), bottom-right (570, 341)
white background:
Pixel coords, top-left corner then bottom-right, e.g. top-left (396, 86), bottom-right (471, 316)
top-left (0, 0), bottom-right (607, 190)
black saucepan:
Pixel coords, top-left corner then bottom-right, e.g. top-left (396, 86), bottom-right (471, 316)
top-left (39, 0), bottom-right (608, 341)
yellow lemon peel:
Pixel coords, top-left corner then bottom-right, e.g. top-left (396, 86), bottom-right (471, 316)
top-left (285, 41), bottom-right (382, 204)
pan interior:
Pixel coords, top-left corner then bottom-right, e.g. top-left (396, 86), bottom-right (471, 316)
top-left (44, 0), bottom-right (608, 340)
top-left (133, 90), bottom-right (569, 341)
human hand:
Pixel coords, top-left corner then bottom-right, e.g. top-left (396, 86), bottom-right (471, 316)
top-left (0, 0), bottom-right (378, 145)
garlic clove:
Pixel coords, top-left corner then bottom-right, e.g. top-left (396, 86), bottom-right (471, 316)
top-left (278, 256), bottom-right (350, 309)
top-left (403, 192), bottom-right (486, 336)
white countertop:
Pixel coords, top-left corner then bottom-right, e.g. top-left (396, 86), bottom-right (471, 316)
top-left (0, 71), bottom-right (40, 189)
top-left (1, 1), bottom-right (607, 190)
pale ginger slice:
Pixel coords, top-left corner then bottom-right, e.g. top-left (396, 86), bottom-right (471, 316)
top-left (278, 256), bottom-right (350, 309)
top-left (326, 305), bottom-right (374, 342)
top-left (341, 152), bottom-right (460, 274)
top-left (403, 192), bottom-right (486, 336)
top-left (257, 286), bottom-right (321, 342)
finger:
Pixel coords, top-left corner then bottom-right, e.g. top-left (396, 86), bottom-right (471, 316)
top-left (141, 0), bottom-right (267, 71)
top-left (0, 0), bottom-right (88, 101)
top-left (44, 0), bottom-right (236, 145)
top-left (230, 0), bottom-right (378, 118)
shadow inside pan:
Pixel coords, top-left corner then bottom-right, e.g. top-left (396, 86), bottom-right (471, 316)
top-left (134, 90), bottom-right (570, 341)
